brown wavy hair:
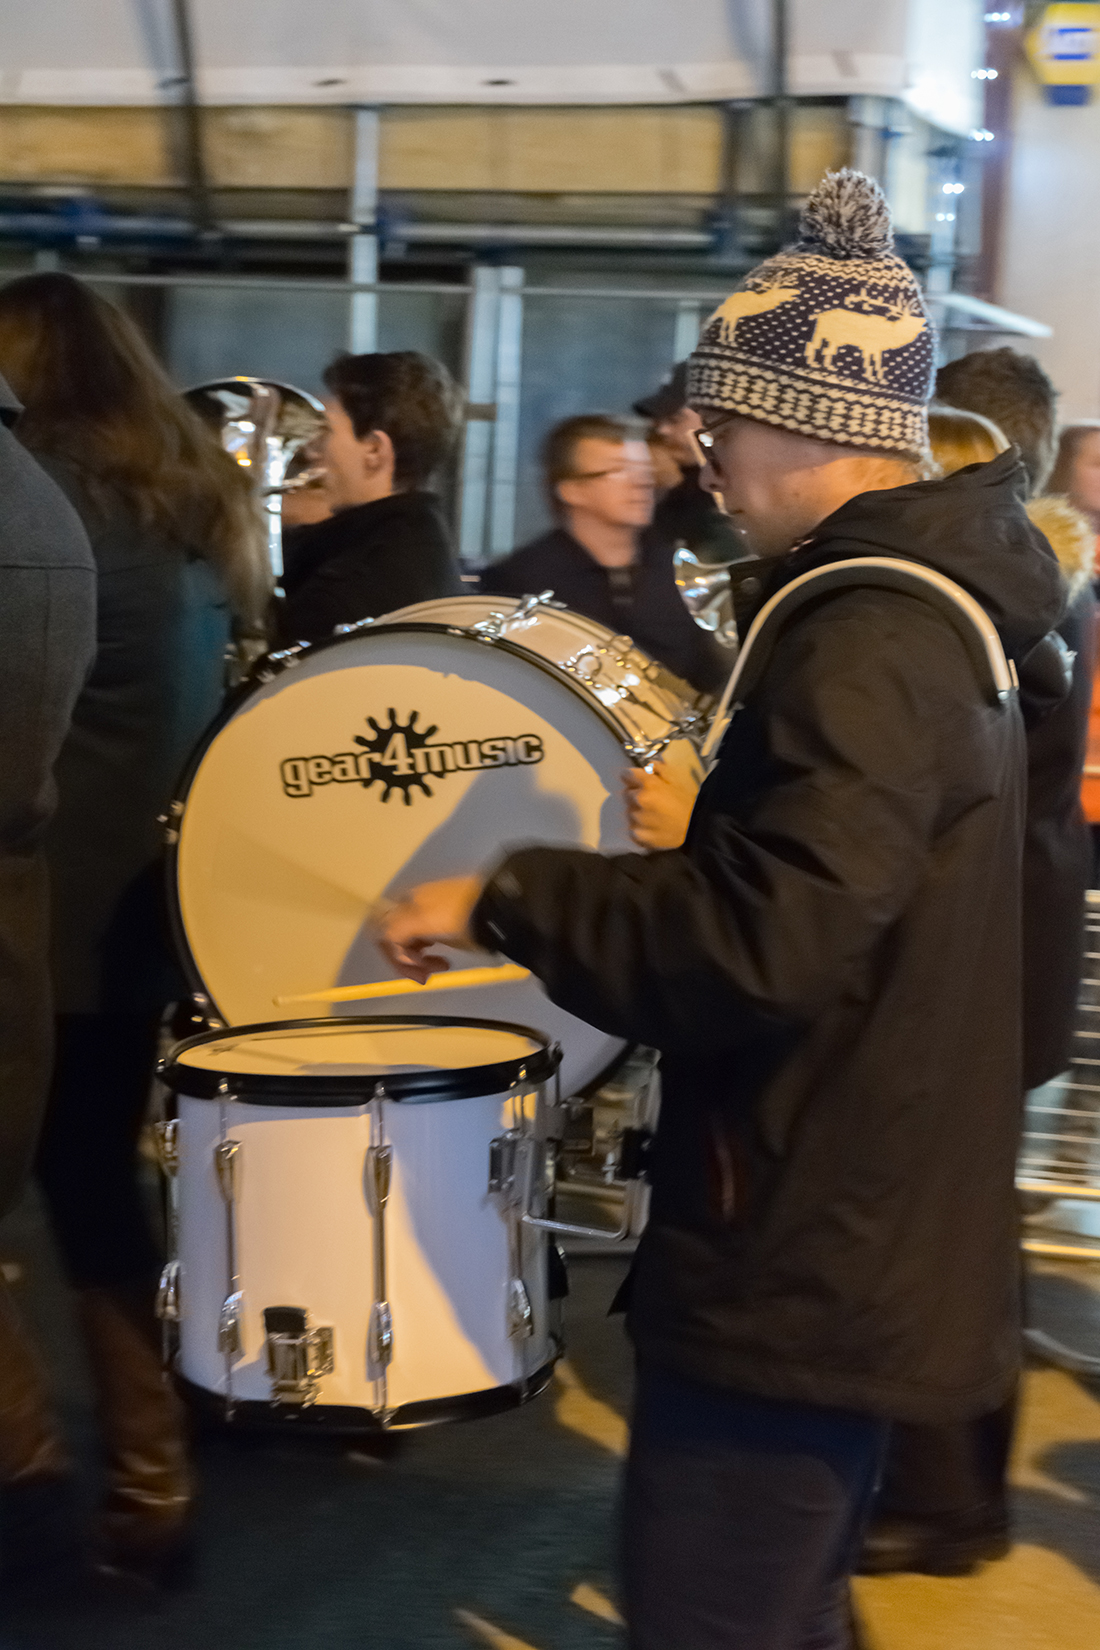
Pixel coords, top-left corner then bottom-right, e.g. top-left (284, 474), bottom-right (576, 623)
top-left (1047, 420), bottom-right (1100, 504)
top-left (0, 272), bottom-right (270, 629)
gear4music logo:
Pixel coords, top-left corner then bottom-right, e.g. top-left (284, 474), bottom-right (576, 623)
top-left (280, 709), bottom-right (544, 806)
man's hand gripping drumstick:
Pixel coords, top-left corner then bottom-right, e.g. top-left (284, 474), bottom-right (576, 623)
top-left (622, 759), bottom-right (699, 851)
top-left (375, 875), bottom-right (488, 984)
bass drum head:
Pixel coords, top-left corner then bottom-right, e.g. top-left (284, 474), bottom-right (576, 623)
top-left (173, 625), bottom-right (632, 1096)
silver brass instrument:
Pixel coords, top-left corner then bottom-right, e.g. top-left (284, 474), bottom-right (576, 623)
top-left (673, 547), bottom-right (739, 649)
top-left (186, 377), bottom-right (325, 579)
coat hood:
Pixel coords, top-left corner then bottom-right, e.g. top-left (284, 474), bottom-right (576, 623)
top-left (780, 449), bottom-right (1067, 665)
top-left (1026, 494), bottom-right (1095, 602)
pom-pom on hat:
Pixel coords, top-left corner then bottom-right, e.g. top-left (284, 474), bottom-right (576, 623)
top-left (688, 169), bottom-right (934, 456)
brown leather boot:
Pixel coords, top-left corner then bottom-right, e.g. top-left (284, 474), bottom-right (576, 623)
top-left (0, 1276), bottom-right (79, 1593)
top-left (75, 1283), bottom-right (194, 1592)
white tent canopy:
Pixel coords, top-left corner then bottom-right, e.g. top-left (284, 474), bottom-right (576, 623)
top-left (3, 0), bottom-right (983, 134)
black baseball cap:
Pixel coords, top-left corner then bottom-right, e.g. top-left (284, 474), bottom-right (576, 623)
top-left (633, 361), bottom-right (688, 422)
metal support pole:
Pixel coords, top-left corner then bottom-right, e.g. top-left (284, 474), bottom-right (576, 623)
top-left (170, 0), bottom-right (215, 235)
top-left (770, 0), bottom-right (791, 250)
top-left (848, 96), bottom-right (889, 183)
top-left (348, 107), bottom-right (380, 354)
top-left (458, 265), bottom-right (525, 562)
top-left (489, 267), bottom-right (524, 558)
top-left (673, 302), bottom-right (703, 363)
top-left (459, 267), bottom-right (500, 562)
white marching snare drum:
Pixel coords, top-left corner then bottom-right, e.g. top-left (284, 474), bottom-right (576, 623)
top-left (159, 1017), bottom-right (561, 1426)
top-left (169, 593), bottom-right (707, 1099)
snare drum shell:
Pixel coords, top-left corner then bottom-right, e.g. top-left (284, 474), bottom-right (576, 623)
top-left (169, 1019), bottom-right (554, 1417)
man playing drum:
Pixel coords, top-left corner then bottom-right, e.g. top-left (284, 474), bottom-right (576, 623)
top-left (377, 172), bottom-right (1065, 1649)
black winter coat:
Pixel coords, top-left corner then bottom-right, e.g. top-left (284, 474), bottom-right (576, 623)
top-left (473, 454), bottom-right (1065, 1425)
top-left (280, 490), bottom-right (461, 644)
top-left (37, 459), bottom-right (233, 1014)
top-left (0, 380), bottom-right (96, 1217)
top-left (1020, 583), bottom-right (1095, 1087)
top-left (481, 527), bottom-right (730, 696)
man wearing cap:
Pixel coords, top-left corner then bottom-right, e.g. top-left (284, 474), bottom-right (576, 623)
top-left (377, 172), bottom-right (1064, 1647)
top-left (635, 361), bottom-right (746, 565)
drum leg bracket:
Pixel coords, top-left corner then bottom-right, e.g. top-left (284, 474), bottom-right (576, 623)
top-left (489, 1127), bottom-right (653, 1244)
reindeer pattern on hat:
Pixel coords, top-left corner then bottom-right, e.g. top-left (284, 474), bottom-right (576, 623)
top-left (804, 286), bottom-right (928, 386)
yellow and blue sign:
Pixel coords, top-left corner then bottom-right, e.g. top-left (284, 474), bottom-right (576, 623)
top-left (1026, 3), bottom-right (1100, 105)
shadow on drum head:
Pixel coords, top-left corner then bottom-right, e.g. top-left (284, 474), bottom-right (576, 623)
top-left (336, 761), bottom-right (586, 991)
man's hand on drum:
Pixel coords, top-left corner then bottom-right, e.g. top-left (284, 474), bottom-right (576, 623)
top-left (623, 761), bottom-right (699, 851)
top-left (376, 876), bottom-right (486, 983)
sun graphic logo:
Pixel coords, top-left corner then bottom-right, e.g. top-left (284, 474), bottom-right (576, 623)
top-left (278, 711), bottom-right (545, 803)
top-left (354, 709), bottom-right (438, 804)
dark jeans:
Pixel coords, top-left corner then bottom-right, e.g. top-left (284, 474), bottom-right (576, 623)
top-left (623, 1366), bottom-right (889, 1650)
top-left (34, 1012), bottom-right (164, 1289)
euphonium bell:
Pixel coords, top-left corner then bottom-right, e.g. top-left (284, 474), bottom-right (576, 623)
top-left (673, 548), bottom-right (739, 649)
top-left (185, 377), bottom-right (325, 579)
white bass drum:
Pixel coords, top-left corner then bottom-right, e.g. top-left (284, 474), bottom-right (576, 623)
top-left (169, 594), bottom-right (707, 1098)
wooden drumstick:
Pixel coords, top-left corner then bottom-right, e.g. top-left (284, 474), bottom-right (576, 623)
top-left (273, 963), bottom-right (531, 1007)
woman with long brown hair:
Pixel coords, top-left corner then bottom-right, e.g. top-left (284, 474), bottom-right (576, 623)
top-left (0, 272), bottom-right (268, 1595)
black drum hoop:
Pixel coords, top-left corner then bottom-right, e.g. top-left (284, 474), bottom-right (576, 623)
top-left (159, 1013), bottom-right (562, 1105)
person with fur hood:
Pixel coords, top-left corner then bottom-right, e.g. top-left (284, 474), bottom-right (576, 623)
top-left (374, 173), bottom-right (1067, 1648)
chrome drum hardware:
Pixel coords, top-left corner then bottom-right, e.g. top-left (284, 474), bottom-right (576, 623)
top-left (365, 1085), bottom-right (395, 1415)
top-left (214, 1112), bottom-right (244, 1385)
top-left (262, 1307), bottom-right (335, 1406)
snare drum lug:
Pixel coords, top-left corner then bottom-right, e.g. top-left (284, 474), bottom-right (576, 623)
top-left (366, 1143), bottom-right (392, 1213)
top-left (368, 1300), bottom-right (394, 1367)
top-left (218, 1290), bottom-right (244, 1357)
top-left (214, 1138), bottom-right (240, 1202)
top-left (152, 1118), bottom-right (179, 1176)
top-left (507, 1278), bottom-right (534, 1340)
top-left (488, 1130), bottom-right (522, 1197)
top-left (155, 1259), bottom-right (181, 1323)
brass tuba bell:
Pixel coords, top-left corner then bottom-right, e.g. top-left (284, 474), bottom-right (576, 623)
top-left (673, 547), bottom-right (739, 650)
top-left (185, 377), bottom-right (325, 579)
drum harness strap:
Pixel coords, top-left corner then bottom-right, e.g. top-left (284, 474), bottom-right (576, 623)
top-left (700, 555), bottom-right (1018, 767)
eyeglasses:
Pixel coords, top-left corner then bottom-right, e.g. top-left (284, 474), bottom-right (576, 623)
top-left (690, 413), bottom-right (738, 467)
top-left (565, 464), bottom-right (653, 484)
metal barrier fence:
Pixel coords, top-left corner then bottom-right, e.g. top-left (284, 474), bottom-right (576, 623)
top-left (1018, 889), bottom-right (1100, 1263)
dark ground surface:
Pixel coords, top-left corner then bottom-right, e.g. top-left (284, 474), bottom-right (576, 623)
top-left (5, 1183), bottom-right (1100, 1650)
top-left (0, 1185), bottom-right (631, 1650)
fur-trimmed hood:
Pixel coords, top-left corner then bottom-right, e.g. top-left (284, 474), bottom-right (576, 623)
top-left (1027, 494), bottom-right (1095, 602)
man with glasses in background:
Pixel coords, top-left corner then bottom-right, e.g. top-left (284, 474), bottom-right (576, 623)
top-left (481, 413), bottom-right (729, 695)
top-left (634, 362), bottom-right (745, 566)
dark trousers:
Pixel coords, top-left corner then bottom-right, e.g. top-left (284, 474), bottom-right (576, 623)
top-left (34, 1013), bottom-right (163, 1288)
top-left (875, 1393), bottom-right (1016, 1520)
top-left (623, 1366), bottom-right (889, 1650)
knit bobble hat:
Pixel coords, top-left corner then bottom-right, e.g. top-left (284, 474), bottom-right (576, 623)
top-left (688, 169), bottom-right (935, 455)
